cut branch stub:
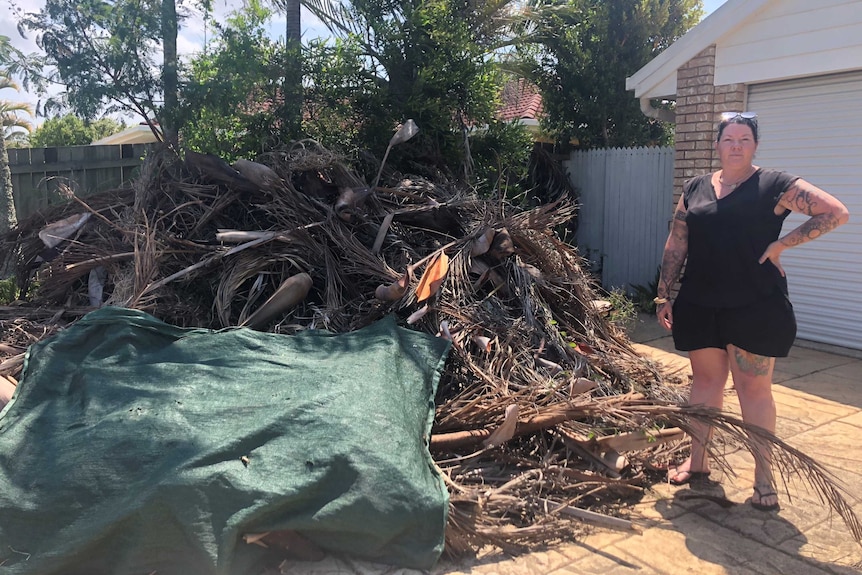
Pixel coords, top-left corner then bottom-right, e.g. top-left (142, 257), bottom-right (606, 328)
top-left (335, 187), bottom-right (371, 222)
top-left (241, 273), bottom-right (313, 331)
top-left (375, 270), bottom-right (411, 302)
top-left (487, 228), bottom-right (515, 260)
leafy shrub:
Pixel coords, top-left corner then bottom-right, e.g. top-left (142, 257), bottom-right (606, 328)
top-left (0, 278), bottom-right (18, 305)
top-left (631, 267), bottom-right (661, 314)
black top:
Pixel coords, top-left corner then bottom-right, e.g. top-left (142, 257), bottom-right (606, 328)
top-left (678, 168), bottom-right (799, 308)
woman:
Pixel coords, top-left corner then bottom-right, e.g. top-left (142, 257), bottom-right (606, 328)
top-left (655, 112), bottom-right (849, 511)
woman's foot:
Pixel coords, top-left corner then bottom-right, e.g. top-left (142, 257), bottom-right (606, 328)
top-left (751, 484), bottom-right (780, 512)
top-left (668, 459), bottom-right (711, 486)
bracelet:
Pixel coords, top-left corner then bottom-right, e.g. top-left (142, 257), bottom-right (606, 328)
top-left (653, 297), bottom-right (670, 305)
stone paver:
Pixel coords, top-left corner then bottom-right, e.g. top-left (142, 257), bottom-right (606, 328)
top-left (775, 346), bottom-right (857, 376)
top-left (821, 360), bottom-right (862, 381)
top-left (777, 372), bottom-right (862, 408)
top-left (839, 411), bottom-right (862, 428)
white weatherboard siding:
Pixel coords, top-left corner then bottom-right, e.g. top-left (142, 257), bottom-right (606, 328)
top-left (748, 71), bottom-right (862, 351)
top-left (715, 0), bottom-right (862, 87)
top-left (626, 0), bottom-right (862, 100)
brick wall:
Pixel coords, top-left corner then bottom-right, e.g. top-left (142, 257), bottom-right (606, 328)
top-left (672, 45), bottom-right (745, 204)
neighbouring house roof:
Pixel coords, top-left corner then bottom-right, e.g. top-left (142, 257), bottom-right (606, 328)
top-left (494, 78), bottom-right (556, 143)
top-left (91, 123), bottom-right (161, 145)
top-left (497, 79), bottom-right (543, 123)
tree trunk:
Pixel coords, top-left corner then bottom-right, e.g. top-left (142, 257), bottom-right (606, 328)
top-left (286, 0), bottom-right (300, 43)
top-left (161, 0), bottom-right (179, 145)
top-left (0, 135), bottom-right (17, 278)
top-left (282, 0), bottom-right (302, 135)
top-left (0, 135), bottom-right (16, 235)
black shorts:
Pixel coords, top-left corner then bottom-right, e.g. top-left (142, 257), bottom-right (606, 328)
top-left (671, 291), bottom-right (796, 358)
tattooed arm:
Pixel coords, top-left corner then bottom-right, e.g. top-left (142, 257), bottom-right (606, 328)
top-left (759, 179), bottom-right (850, 276)
top-left (657, 195), bottom-right (689, 330)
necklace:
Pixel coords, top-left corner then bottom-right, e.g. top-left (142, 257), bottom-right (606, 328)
top-left (719, 167), bottom-right (754, 190)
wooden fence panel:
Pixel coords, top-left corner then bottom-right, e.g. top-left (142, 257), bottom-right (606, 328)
top-left (566, 147), bottom-right (673, 293)
top-left (8, 144), bottom-right (151, 220)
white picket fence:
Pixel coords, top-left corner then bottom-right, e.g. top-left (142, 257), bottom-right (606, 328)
top-left (566, 147), bottom-right (674, 294)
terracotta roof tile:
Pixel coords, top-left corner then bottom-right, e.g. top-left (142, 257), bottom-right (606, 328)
top-left (497, 79), bottom-right (543, 122)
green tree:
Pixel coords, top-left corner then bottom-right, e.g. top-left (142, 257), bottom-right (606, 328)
top-left (178, 1), bottom-right (290, 160)
top-left (29, 115), bottom-right (126, 147)
top-left (307, 0), bottom-right (514, 182)
top-left (301, 38), bottom-right (370, 152)
top-left (18, 0), bottom-right (180, 142)
top-left (1, 90), bottom-right (34, 146)
top-left (525, 0), bottom-right (702, 148)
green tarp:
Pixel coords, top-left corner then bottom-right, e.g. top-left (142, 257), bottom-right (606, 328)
top-left (0, 307), bottom-right (451, 574)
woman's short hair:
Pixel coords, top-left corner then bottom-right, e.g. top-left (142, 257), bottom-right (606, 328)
top-left (717, 112), bottom-right (759, 143)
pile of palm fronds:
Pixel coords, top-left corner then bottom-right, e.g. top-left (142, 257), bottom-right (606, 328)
top-left (1, 138), bottom-right (860, 559)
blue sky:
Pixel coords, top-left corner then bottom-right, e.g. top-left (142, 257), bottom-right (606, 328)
top-left (703, 0), bottom-right (728, 16)
top-left (2, 0), bottom-right (729, 127)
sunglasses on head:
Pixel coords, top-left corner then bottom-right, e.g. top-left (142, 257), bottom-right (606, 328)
top-left (721, 111), bottom-right (757, 121)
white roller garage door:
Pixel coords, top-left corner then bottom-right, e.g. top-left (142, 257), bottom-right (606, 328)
top-left (748, 71), bottom-right (862, 351)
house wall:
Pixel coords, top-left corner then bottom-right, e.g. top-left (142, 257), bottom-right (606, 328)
top-left (714, 0), bottom-right (862, 87)
top-left (669, 45), bottom-right (862, 350)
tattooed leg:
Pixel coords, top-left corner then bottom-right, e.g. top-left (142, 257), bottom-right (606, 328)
top-left (733, 347), bottom-right (772, 377)
top-left (728, 344), bottom-right (778, 505)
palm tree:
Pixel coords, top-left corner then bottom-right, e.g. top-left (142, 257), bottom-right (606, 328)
top-left (265, 0), bottom-right (303, 134)
top-left (1, 96), bottom-right (34, 143)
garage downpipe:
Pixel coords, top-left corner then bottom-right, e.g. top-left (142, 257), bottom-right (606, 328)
top-left (640, 97), bottom-right (676, 123)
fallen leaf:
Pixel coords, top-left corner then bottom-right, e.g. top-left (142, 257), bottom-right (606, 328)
top-left (470, 228), bottom-right (495, 256)
top-left (570, 377), bottom-right (597, 396)
top-left (576, 342), bottom-right (596, 355)
top-left (472, 335), bottom-right (492, 352)
top-left (415, 250), bottom-right (449, 302)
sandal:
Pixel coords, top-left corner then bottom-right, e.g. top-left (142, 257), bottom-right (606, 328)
top-left (668, 467), bottom-right (711, 486)
top-left (751, 484), bottom-right (780, 512)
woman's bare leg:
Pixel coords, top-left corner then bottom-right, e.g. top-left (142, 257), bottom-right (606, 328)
top-left (670, 347), bottom-right (730, 481)
top-left (727, 344), bottom-right (778, 508)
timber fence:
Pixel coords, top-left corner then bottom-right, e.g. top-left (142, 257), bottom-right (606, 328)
top-left (566, 146), bottom-right (674, 294)
top-left (8, 144), bottom-right (151, 220)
